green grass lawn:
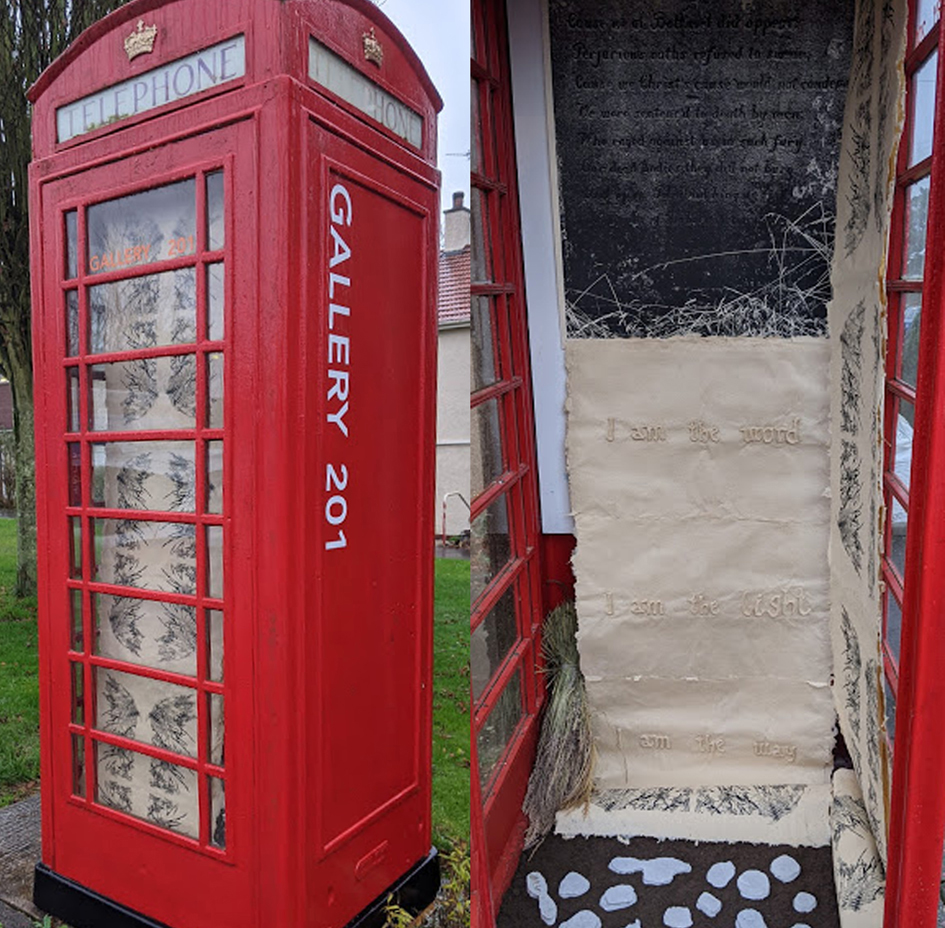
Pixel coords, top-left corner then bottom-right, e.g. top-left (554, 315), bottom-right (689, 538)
top-left (0, 519), bottom-right (40, 807)
top-left (431, 557), bottom-right (471, 851)
top-left (0, 530), bottom-right (471, 853)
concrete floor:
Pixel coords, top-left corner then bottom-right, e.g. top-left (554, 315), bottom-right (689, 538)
top-left (0, 794), bottom-right (43, 925)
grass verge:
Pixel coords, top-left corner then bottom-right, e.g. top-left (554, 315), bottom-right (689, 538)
top-left (0, 519), bottom-right (39, 808)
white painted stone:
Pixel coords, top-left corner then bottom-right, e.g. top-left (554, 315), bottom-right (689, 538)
top-left (539, 894), bottom-right (557, 926)
top-left (526, 871), bottom-right (548, 899)
top-left (663, 907), bottom-right (694, 928)
top-left (706, 861), bottom-right (737, 888)
top-left (735, 910), bottom-right (768, 928)
top-left (560, 911), bottom-right (602, 928)
top-left (559, 871), bottom-right (591, 899)
top-left (696, 892), bottom-right (723, 917)
top-left (793, 892), bottom-right (817, 913)
top-left (623, 921), bottom-right (642, 928)
top-left (737, 869), bottom-right (771, 901)
top-left (609, 856), bottom-right (692, 885)
top-left (600, 884), bottom-right (638, 911)
top-left (770, 854), bottom-right (802, 883)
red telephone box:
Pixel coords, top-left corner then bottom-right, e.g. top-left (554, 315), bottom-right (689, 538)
top-left (28, 2), bottom-right (441, 926)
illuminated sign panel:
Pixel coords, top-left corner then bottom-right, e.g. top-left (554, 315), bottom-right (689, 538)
top-left (56, 36), bottom-right (245, 143)
top-left (308, 38), bottom-right (423, 148)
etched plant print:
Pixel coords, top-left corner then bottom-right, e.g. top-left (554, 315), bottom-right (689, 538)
top-left (147, 793), bottom-right (187, 832)
top-left (120, 357), bottom-right (160, 426)
top-left (874, 0), bottom-right (897, 231)
top-left (149, 758), bottom-right (191, 795)
top-left (167, 354), bottom-right (197, 419)
top-left (844, 0), bottom-right (876, 255)
top-left (693, 785), bottom-right (806, 822)
top-left (100, 673), bottom-right (140, 738)
top-left (116, 453), bottom-right (152, 510)
top-left (598, 787), bottom-right (692, 815)
top-left (840, 301), bottom-right (866, 435)
top-left (106, 595), bottom-right (146, 656)
top-left (149, 692), bottom-right (198, 756)
top-left (156, 603), bottom-right (197, 663)
top-left (832, 791), bottom-right (884, 911)
top-left (166, 452), bottom-right (196, 511)
top-left (840, 608), bottom-right (863, 743)
top-left (100, 744), bottom-right (135, 781)
top-left (839, 439), bottom-right (864, 573)
top-left (99, 780), bottom-right (133, 814)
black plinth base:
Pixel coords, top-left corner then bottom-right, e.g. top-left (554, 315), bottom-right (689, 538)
top-left (34, 863), bottom-right (173, 928)
top-left (344, 847), bottom-right (441, 928)
top-left (34, 847), bottom-right (440, 928)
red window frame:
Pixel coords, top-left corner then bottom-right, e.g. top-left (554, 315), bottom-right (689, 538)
top-left (884, 2), bottom-right (945, 925)
top-left (59, 161), bottom-right (232, 857)
top-left (470, 0), bottom-right (545, 922)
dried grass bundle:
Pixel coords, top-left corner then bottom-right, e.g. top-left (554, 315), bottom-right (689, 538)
top-left (521, 600), bottom-right (595, 849)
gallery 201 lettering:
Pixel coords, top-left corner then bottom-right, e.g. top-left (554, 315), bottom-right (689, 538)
top-left (325, 183), bottom-right (352, 550)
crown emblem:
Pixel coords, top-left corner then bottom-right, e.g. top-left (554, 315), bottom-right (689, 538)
top-left (124, 20), bottom-right (158, 61)
top-left (362, 28), bottom-right (383, 67)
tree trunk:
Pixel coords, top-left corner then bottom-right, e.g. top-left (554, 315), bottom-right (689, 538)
top-left (6, 323), bottom-right (35, 598)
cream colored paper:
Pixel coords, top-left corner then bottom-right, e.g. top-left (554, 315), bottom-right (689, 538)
top-left (557, 783), bottom-right (832, 847)
top-left (831, 768), bottom-right (885, 926)
top-left (827, 0), bottom-right (908, 866)
top-left (567, 338), bottom-right (834, 788)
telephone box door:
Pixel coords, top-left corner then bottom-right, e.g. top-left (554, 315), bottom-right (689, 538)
top-left (34, 120), bottom-right (255, 928)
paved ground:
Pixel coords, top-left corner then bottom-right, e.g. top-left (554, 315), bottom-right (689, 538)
top-left (0, 795), bottom-right (43, 926)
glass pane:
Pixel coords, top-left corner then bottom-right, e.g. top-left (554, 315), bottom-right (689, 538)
top-left (910, 51), bottom-right (938, 166)
top-left (471, 78), bottom-right (482, 176)
top-left (89, 268), bottom-right (196, 354)
top-left (207, 263), bottom-right (224, 341)
top-left (915, 0), bottom-right (941, 44)
top-left (904, 177), bottom-right (931, 279)
top-left (472, 585), bottom-right (518, 700)
top-left (887, 588), bottom-right (903, 665)
top-left (207, 353), bottom-right (224, 428)
top-left (890, 496), bottom-right (908, 580)
top-left (207, 609), bottom-right (224, 682)
top-left (89, 356), bottom-right (197, 431)
top-left (472, 397), bottom-right (503, 497)
top-left (477, 667), bottom-right (523, 790)
top-left (208, 694), bottom-right (224, 766)
top-left (87, 180), bottom-right (196, 275)
top-left (71, 662), bottom-right (84, 724)
top-left (206, 172), bottom-right (225, 251)
top-left (71, 588), bottom-right (84, 651)
top-left (895, 400), bottom-right (915, 490)
top-left (472, 295), bottom-right (498, 391)
top-left (209, 777), bottom-right (226, 848)
top-left (96, 667), bottom-right (198, 759)
top-left (207, 526), bottom-right (223, 599)
top-left (91, 441), bottom-right (195, 512)
top-left (471, 492), bottom-right (512, 602)
top-left (67, 367), bottom-right (80, 433)
top-left (68, 442), bottom-right (81, 506)
top-left (884, 674), bottom-right (897, 745)
top-left (70, 516), bottom-right (82, 579)
top-left (95, 593), bottom-right (197, 677)
top-left (207, 441), bottom-right (223, 514)
top-left (66, 290), bottom-right (79, 356)
top-left (96, 741), bottom-right (199, 839)
top-left (470, 187), bottom-right (493, 284)
top-left (901, 293), bottom-right (922, 388)
top-left (72, 734), bottom-right (86, 798)
top-left (93, 519), bottom-right (196, 595)
top-left (65, 210), bottom-right (78, 280)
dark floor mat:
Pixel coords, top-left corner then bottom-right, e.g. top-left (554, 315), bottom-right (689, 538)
top-left (497, 833), bottom-right (838, 928)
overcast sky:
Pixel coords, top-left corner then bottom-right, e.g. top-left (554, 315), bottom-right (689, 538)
top-left (378, 0), bottom-right (470, 217)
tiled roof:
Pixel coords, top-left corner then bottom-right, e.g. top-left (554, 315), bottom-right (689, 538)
top-left (438, 245), bottom-right (470, 326)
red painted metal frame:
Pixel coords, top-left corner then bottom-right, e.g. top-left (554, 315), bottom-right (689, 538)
top-left (884, 2), bottom-right (945, 925)
top-left (30, 3), bottom-right (441, 927)
top-left (470, 0), bottom-right (546, 923)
